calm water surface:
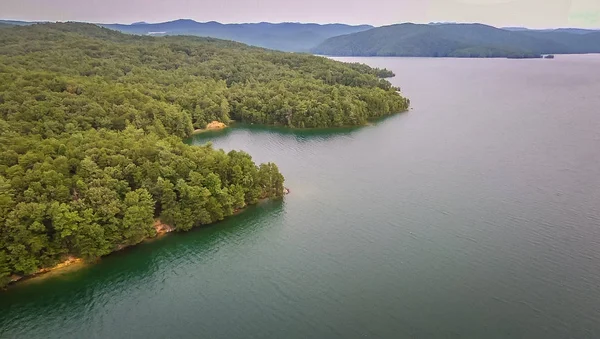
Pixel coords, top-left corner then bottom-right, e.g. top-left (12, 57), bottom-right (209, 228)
top-left (2, 55), bottom-right (600, 338)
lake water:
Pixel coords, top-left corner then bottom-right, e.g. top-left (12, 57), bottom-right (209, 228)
top-left (2, 55), bottom-right (600, 338)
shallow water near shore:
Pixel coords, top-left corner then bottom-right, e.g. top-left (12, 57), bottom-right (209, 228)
top-left (2, 55), bottom-right (600, 338)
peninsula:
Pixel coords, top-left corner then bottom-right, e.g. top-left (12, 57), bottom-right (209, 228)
top-left (0, 23), bottom-right (408, 287)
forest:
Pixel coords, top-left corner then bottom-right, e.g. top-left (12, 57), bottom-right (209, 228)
top-left (0, 23), bottom-right (408, 286)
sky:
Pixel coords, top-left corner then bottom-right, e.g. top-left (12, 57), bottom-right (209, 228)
top-left (1, 0), bottom-right (599, 28)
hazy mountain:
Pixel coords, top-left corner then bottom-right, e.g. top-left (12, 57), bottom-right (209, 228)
top-left (101, 19), bottom-right (373, 52)
top-left (503, 27), bottom-right (600, 34)
top-left (313, 23), bottom-right (600, 58)
top-left (0, 20), bottom-right (36, 26)
top-left (3, 19), bottom-right (598, 55)
top-left (502, 27), bottom-right (529, 31)
top-left (519, 30), bottom-right (600, 54)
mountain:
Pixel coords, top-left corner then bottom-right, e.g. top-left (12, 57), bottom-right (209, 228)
top-left (101, 19), bottom-right (373, 52)
top-left (503, 27), bottom-right (600, 34)
top-left (313, 23), bottom-right (600, 58)
top-left (0, 20), bottom-right (35, 26)
top-left (518, 30), bottom-right (600, 54)
top-left (551, 28), bottom-right (600, 34)
top-left (7, 19), bottom-right (598, 56)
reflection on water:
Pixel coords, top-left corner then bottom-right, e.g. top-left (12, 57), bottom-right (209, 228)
top-left (188, 115), bottom-right (405, 145)
top-left (0, 201), bottom-right (284, 338)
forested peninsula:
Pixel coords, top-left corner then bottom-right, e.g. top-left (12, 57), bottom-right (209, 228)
top-left (0, 23), bottom-right (408, 287)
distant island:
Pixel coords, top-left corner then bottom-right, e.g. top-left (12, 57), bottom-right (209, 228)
top-left (312, 23), bottom-right (600, 58)
top-left (0, 23), bottom-right (408, 287)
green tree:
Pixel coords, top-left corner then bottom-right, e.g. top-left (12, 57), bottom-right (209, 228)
top-left (121, 189), bottom-right (155, 245)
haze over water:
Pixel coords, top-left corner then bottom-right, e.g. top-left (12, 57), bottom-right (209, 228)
top-left (1, 55), bottom-right (600, 338)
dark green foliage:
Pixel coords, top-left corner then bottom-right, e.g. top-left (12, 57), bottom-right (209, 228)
top-left (0, 22), bottom-right (408, 286)
top-left (0, 127), bottom-right (285, 285)
top-left (0, 23), bottom-right (408, 132)
top-left (344, 63), bottom-right (395, 78)
top-left (313, 23), bottom-right (600, 58)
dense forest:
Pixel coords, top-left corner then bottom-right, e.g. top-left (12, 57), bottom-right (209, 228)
top-left (0, 23), bottom-right (408, 286)
top-left (313, 23), bottom-right (600, 58)
top-left (0, 23), bottom-right (407, 133)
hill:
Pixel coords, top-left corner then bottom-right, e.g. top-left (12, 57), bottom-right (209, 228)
top-left (503, 27), bottom-right (600, 34)
top-left (313, 23), bottom-right (600, 58)
top-left (0, 20), bottom-right (34, 26)
top-left (519, 30), bottom-right (600, 54)
top-left (0, 23), bottom-right (407, 286)
top-left (101, 19), bottom-right (373, 52)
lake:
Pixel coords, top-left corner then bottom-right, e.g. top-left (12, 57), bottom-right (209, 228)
top-left (2, 55), bottom-right (600, 338)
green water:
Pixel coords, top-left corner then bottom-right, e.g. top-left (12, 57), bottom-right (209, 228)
top-left (2, 55), bottom-right (600, 338)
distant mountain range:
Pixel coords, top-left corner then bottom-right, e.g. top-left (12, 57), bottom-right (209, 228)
top-left (100, 19), bottom-right (373, 52)
top-left (0, 19), bottom-right (39, 26)
top-left (312, 23), bottom-right (600, 58)
top-left (2, 19), bottom-right (600, 57)
top-left (0, 19), bottom-right (372, 52)
top-left (503, 27), bottom-right (600, 34)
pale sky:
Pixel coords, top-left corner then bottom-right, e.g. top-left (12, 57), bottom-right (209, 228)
top-left (1, 0), bottom-right (599, 28)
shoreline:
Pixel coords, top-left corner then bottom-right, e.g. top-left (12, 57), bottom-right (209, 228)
top-left (192, 120), bottom-right (228, 134)
top-left (3, 189), bottom-right (290, 289)
top-left (7, 257), bottom-right (87, 287)
top-left (190, 111), bottom-right (409, 135)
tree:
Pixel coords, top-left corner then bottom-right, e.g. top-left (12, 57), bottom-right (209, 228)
top-left (121, 189), bottom-right (155, 245)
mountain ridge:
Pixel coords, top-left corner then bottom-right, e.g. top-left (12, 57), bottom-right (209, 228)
top-left (313, 23), bottom-right (600, 58)
top-left (3, 19), bottom-right (600, 55)
top-left (100, 19), bottom-right (373, 52)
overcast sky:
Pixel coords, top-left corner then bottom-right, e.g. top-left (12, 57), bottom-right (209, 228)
top-left (1, 0), bottom-right (599, 28)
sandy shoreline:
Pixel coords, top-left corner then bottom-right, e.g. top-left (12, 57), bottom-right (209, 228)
top-left (5, 189), bottom-right (289, 288)
top-left (192, 121), bottom-right (228, 134)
